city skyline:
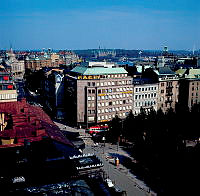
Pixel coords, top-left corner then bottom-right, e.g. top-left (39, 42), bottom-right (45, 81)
top-left (0, 0), bottom-right (200, 50)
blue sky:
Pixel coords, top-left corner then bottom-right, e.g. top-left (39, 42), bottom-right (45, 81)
top-left (0, 0), bottom-right (199, 50)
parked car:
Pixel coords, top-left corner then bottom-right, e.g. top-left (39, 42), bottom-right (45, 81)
top-left (104, 178), bottom-right (114, 188)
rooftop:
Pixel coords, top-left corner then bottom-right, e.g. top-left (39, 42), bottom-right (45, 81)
top-left (176, 68), bottom-right (200, 79)
top-left (71, 62), bottom-right (128, 75)
top-left (156, 67), bottom-right (176, 75)
top-left (0, 98), bottom-right (73, 148)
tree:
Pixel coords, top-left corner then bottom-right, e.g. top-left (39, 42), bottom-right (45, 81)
top-left (108, 115), bottom-right (122, 143)
top-left (123, 110), bottom-right (135, 140)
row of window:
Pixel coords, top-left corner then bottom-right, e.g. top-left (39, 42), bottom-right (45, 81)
top-left (97, 112), bottom-right (127, 121)
top-left (192, 82), bottom-right (199, 86)
top-left (134, 101), bottom-right (156, 107)
top-left (191, 92), bottom-right (199, 97)
top-left (0, 84), bottom-right (14, 90)
top-left (98, 105), bottom-right (132, 114)
top-left (192, 87), bottom-right (199, 91)
top-left (0, 93), bottom-right (17, 100)
top-left (97, 86), bottom-right (133, 94)
top-left (96, 93), bottom-right (132, 101)
top-left (88, 99), bottom-right (133, 109)
top-left (88, 110), bottom-right (95, 114)
top-left (88, 102), bottom-right (95, 107)
top-left (162, 102), bottom-right (172, 107)
top-left (0, 76), bottom-right (10, 81)
top-left (135, 86), bottom-right (157, 92)
top-left (135, 93), bottom-right (156, 99)
top-left (97, 99), bottom-right (132, 107)
top-left (88, 80), bottom-right (132, 87)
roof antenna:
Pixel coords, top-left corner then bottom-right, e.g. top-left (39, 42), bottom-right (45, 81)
top-left (192, 44), bottom-right (195, 56)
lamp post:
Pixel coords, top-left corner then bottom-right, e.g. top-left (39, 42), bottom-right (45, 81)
top-left (102, 136), bottom-right (106, 154)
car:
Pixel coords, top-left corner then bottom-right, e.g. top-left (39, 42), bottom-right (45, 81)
top-left (104, 178), bottom-right (114, 188)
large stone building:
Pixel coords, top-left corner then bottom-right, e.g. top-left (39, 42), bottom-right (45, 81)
top-left (143, 67), bottom-right (179, 113)
top-left (133, 78), bottom-right (158, 115)
top-left (65, 62), bottom-right (133, 127)
top-left (25, 53), bottom-right (62, 71)
top-left (25, 56), bottom-right (52, 70)
top-left (155, 67), bottom-right (179, 112)
top-left (5, 49), bottom-right (25, 79)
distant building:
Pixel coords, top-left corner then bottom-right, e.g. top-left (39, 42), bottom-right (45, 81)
top-left (5, 48), bottom-right (25, 79)
top-left (156, 56), bottom-right (176, 68)
top-left (59, 51), bottom-right (81, 66)
top-left (155, 67), bottom-right (179, 112)
top-left (25, 56), bottom-right (52, 70)
top-left (179, 78), bottom-right (200, 109)
top-left (25, 52), bottom-right (62, 71)
top-left (133, 79), bottom-right (158, 115)
top-left (50, 53), bottom-right (60, 67)
top-left (95, 49), bottom-right (116, 58)
top-left (177, 68), bottom-right (200, 109)
top-left (144, 67), bottom-right (179, 112)
top-left (0, 67), bottom-right (17, 103)
top-left (41, 68), bottom-right (65, 119)
top-left (65, 62), bottom-right (133, 126)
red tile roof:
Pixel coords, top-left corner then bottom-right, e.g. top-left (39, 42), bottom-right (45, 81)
top-left (0, 99), bottom-right (73, 148)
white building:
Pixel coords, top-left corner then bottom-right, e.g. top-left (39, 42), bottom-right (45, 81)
top-left (133, 79), bottom-right (158, 115)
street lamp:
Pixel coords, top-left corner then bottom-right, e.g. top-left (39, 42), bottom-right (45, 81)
top-left (102, 136), bottom-right (106, 154)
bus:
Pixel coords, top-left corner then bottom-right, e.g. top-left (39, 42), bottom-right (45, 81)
top-left (87, 125), bottom-right (108, 135)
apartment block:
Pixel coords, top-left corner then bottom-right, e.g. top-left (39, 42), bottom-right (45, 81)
top-left (156, 67), bottom-right (179, 112)
top-left (133, 79), bottom-right (158, 115)
top-left (41, 68), bottom-right (65, 119)
top-left (65, 62), bottom-right (133, 126)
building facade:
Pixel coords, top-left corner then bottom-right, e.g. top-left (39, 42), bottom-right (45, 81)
top-left (178, 69), bottom-right (200, 109)
top-left (179, 79), bottom-right (200, 109)
top-left (156, 67), bottom-right (179, 112)
top-left (6, 49), bottom-right (25, 79)
top-left (133, 79), bottom-right (158, 115)
top-left (65, 62), bottom-right (133, 126)
top-left (25, 56), bottom-right (52, 70)
top-left (0, 68), bottom-right (17, 102)
top-left (41, 68), bottom-right (65, 119)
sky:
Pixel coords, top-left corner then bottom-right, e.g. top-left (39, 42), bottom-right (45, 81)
top-left (0, 0), bottom-right (200, 50)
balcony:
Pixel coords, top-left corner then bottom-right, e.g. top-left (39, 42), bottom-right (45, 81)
top-left (166, 86), bottom-right (173, 89)
top-left (166, 92), bottom-right (173, 96)
top-left (165, 99), bottom-right (173, 103)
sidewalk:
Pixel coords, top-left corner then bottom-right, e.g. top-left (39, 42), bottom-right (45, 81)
top-left (85, 144), bottom-right (157, 196)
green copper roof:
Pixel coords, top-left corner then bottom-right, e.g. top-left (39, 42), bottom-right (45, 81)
top-left (71, 66), bottom-right (128, 75)
top-left (186, 69), bottom-right (200, 79)
top-left (175, 69), bottom-right (187, 75)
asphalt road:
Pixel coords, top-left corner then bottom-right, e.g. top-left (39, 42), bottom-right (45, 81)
top-left (84, 144), bottom-right (150, 196)
top-left (54, 122), bottom-right (156, 196)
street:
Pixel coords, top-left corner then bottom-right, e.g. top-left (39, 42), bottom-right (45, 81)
top-left (54, 122), bottom-right (156, 196)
